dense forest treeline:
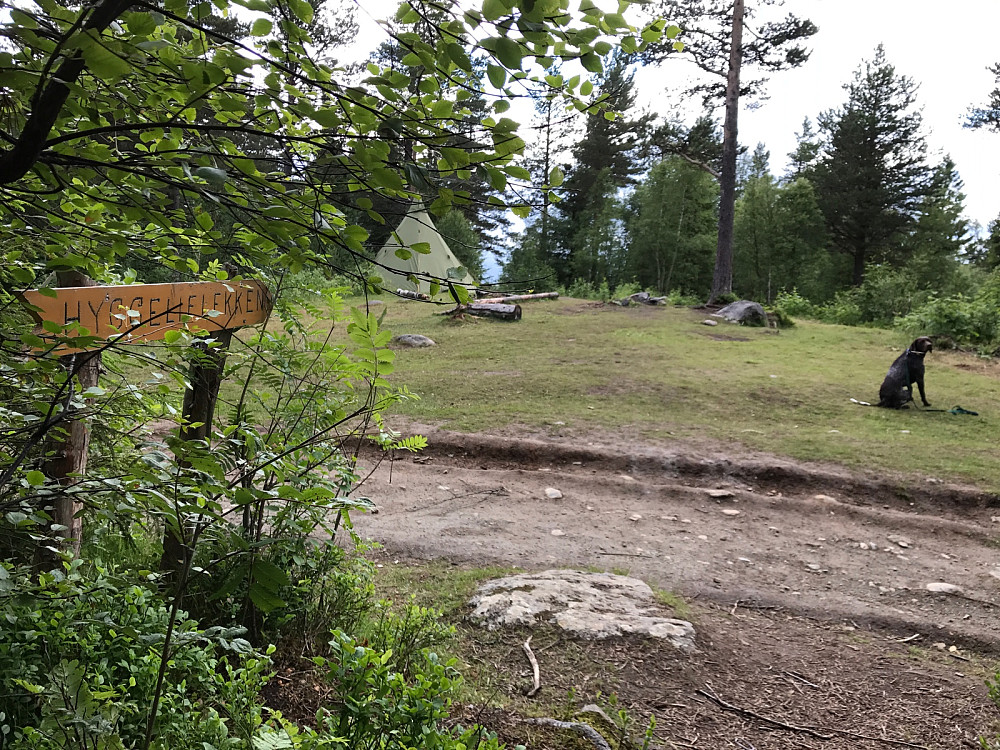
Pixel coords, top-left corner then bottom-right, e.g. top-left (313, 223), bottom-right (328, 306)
top-left (498, 44), bottom-right (1000, 348)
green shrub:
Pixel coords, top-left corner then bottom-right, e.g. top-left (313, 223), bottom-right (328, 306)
top-left (565, 279), bottom-right (596, 299)
top-left (665, 289), bottom-right (703, 306)
top-left (302, 624), bottom-right (506, 750)
top-left (0, 564), bottom-right (269, 750)
top-left (773, 289), bottom-right (814, 318)
top-left (766, 305), bottom-right (795, 328)
top-left (612, 281), bottom-right (642, 299)
top-left (814, 291), bottom-right (864, 326)
top-left (897, 294), bottom-right (1000, 349)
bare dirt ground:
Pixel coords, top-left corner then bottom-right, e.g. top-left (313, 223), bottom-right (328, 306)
top-left (349, 424), bottom-right (1000, 749)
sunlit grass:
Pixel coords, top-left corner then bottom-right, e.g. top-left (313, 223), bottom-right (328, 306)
top-left (353, 295), bottom-right (1000, 489)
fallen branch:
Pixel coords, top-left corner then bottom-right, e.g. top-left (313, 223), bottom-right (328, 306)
top-left (524, 718), bottom-right (611, 750)
top-left (477, 292), bottom-right (559, 303)
top-left (696, 687), bottom-right (931, 748)
top-left (695, 687), bottom-right (833, 740)
top-left (522, 636), bottom-right (541, 697)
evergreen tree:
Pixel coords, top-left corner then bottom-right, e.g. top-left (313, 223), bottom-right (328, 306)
top-left (625, 157), bottom-right (719, 294)
top-left (811, 46), bottom-right (931, 286)
top-left (640, 0), bottom-right (817, 301)
top-left (436, 209), bottom-right (486, 282)
top-left (786, 117), bottom-right (820, 180)
top-left (499, 228), bottom-right (559, 291)
top-left (522, 72), bottom-right (574, 276)
top-left (370, 2), bottom-right (508, 251)
top-left (652, 113), bottom-right (724, 177)
top-left (557, 53), bottom-right (652, 286)
top-left (983, 217), bottom-right (1000, 270)
top-left (966, 62), bottom-right (1000, 131)
top-left (902, 157), bottom-right (972, 292)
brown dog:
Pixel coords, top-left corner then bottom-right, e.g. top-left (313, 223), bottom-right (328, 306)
top-left (878, 337), bottom-right (933, 408)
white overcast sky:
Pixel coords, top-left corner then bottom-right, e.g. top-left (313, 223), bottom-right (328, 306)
top-left (350, 0), bottom-right (1000, 232)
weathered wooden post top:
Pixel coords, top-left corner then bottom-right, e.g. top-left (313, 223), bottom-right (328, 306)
top-left (18, 279), bottom-right (272, 345)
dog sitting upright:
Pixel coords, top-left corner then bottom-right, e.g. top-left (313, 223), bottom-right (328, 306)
top-left (878, 337), bottom-right (933, 408)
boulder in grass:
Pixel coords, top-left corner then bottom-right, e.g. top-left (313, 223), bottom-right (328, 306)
top-left (392, 334), bottom-right (436, 347)
top-left (713, 300), bottom-right (767, 327)
top-left (469, 569), bottom-right (696, 650)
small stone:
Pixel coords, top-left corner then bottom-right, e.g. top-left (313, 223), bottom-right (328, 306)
top-left (572, 461), bottom-right (583, 465)
top-left (721, 509), bottom-right (741, 516)
top-left (702, 319), bottom-right (718, 326)
top-left (545, 487), bottom-right (563, 499)
top-left (926, 582), bottom-right (963, 595)
top-left (989, 567), bottom-right (1000, 580)
top-left (738, 557), bottom-right (752, 564)
top-left (805, 541), bottom-right (822, 548)
top-left (392, 333), bottom-right (436, 347)
top-left (806, 563), bottom-right (822, 571)
top-left (437, 485), bottom-right (450, 491)
top-left (992, 516), bottom-right (1000, 524)
top-left (859, 542), bottom-right (870, 550)
top-left (704, 489), bottom-right (735, 499)
top-left (551, 529), bottom-right (565, 536)
top-left (887, 534), bottom-right (912, 548)
top-left (629, 513), bottom-right (643, 522)
top-left (813, 494), bottom-right (837, 503)
top-left (900, 429), bottom-right (910, 434)
top-left (681, 518), bottom-right (692, 524)
top-left (553, 421), bottom-right (565, 425)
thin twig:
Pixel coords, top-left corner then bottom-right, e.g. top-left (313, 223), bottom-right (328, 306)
top-left (596, 551), bottom-right (655, 558)
top-left (782, 670), bottom-right (820, 689)
top-left (522, 635), bottom-right (541, 697)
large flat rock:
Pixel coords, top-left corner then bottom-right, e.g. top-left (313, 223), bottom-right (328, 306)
top-left (469, 569), bottom-right (696, 650)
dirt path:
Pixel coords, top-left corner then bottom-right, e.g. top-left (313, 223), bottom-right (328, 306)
top-left (353, 426), bottom-right (1000, 651)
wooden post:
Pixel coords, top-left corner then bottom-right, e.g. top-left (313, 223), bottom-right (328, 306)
top-left (38, 271), bottom-right (100, 563)
top-left (159, 329), bottom-right (234, 579)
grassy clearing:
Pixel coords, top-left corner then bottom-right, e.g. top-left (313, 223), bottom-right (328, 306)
top-left (359, 296), bottom-right (1000, 489)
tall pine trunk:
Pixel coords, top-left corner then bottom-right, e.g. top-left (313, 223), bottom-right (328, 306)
top-left (709, 0), bottom-right (744, 303)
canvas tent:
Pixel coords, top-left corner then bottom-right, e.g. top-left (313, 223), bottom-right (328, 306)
top-left (372, 203), bottom-right (478, 296)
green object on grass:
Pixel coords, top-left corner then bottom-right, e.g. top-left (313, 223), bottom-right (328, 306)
top-left (949, 406), bottom-right (979, 416)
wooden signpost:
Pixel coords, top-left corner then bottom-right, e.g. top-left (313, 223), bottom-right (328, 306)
top-left (18, 279), bottom-right (271, 346)
top-left (18, 279), bottom-right (272, 563)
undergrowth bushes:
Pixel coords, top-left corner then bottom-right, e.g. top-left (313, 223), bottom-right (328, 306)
top-left (776, 267), bottom-right (1000, 352)
top-left (0, 563), bottom-right (268, 749)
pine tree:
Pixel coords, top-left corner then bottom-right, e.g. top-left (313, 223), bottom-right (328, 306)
top-left (811, 45), bottom-right (931, 286)
top-left (902, 157), bottom-right (972, 292)
top-left (786, 117), bottom-right (820, 180)
top-left (557, 53), bottom-right (652, 286)
top-left (521, 72), bottom-right (574, 277)
top-left (640, 0), bottom-right (817, 301)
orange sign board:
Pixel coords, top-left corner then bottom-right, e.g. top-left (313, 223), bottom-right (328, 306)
top-left (18, 280), bottom-right (271, 345)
